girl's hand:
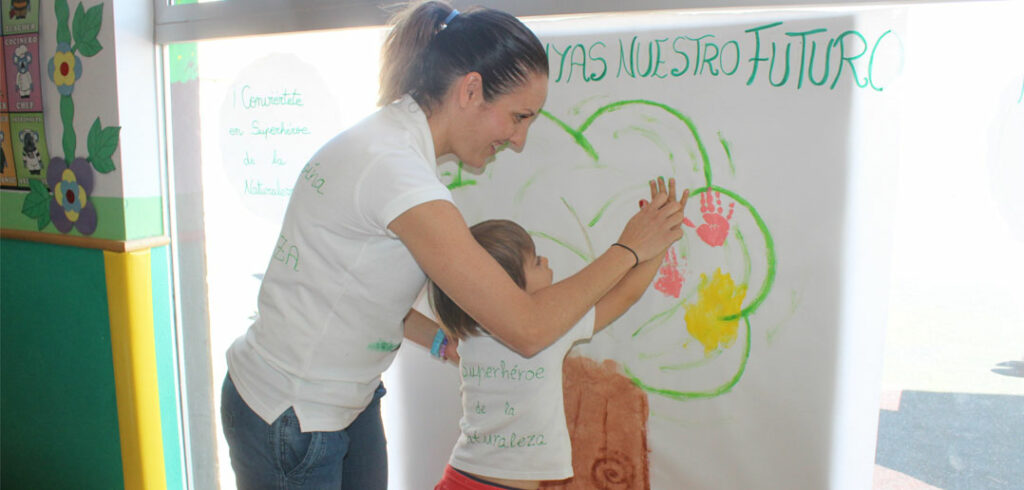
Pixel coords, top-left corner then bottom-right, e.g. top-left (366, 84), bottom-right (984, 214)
top-left (443, 336), bottom-right (460, 365)
top-left (616, 177), bottom-right (688, 262)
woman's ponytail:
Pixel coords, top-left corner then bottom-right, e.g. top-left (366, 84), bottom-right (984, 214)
top-left (378, 1), bottom-right (548, 113)
top-left (378, 1), bottom-right (453, 106)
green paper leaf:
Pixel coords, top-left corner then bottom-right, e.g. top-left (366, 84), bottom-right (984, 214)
top-left (96, 127), bottom-right (121, 158)
top-left (72, 4), bottom-right (86, 41)
top-left (72, 4), bottom-right (104, 55)
top-left (36, 213), bottom-right (52, 230)
top-left (87, 118), bottom-right (120, 173)
top-left (55, 0), bottom-right (71, 44)
top-left (77, 38), bottom-right (103, 57)
top-left (85, 4), bottom-right (105, 29)
top-left (92, 157), bottom-right (115, 174)
top-left (90, 155), bottom-right (115, 174)
top-left (22, 180), bottom-right (52, 229)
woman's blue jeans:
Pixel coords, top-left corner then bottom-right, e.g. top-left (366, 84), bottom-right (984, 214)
top-left (221, 374), bottom-right (388, 489)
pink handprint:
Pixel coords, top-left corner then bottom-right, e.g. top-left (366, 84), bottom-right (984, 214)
top-left (685, 190), bottom-right (734, 247)
top-left (654, 245), bottom-right (685, 298)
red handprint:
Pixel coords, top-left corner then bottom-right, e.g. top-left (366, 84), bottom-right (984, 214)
top-left (654, 245), bottom-right (685, 298)
top-left (684, 190), bottom-right (734, 247)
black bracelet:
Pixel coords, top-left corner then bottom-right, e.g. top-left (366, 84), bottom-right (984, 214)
top-left (611, 242), bottom-right (639, 268)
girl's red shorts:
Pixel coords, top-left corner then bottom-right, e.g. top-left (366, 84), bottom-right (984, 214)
top-left (434, 465), bottom-right (525, 490)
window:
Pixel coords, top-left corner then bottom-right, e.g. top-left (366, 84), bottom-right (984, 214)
top-left (157, 2), bottom-right (1023, 489)
top-left (164, 24), bottom-right (387, 489)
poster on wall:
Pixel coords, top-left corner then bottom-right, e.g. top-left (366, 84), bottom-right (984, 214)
top-left (436, 10), bottom-right (902, 489)
top-left (8, 111), bottom-right (46, 187)
top-left (216, 52), bottom-right (346, 227)
top-left (1, 0), bottom-right (40, 36)
top-left (1, 0), bottom-right (47, 191)
top-left (4, 32), bottom-right (42, 112)
top-left (0, 47), bottom-right (6, 111)
top-left (0, 112), bottom-right (15, 186)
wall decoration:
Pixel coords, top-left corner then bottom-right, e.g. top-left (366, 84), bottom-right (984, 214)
top-left (0, 112), bottom-right (16, 186)
top-left (2, 0), bottom-right (40, 36)
top-left (1, 0), bottom-right (44, 190)
top-left (440, 10), bottom-right (903, 488)
top-left (15, 0), bottom-right (118, 234)
top-left (9, 111), bottom-right (47, 186)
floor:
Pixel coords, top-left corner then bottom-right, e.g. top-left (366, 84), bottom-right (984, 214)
top-left (872, 363), bottom-right (1024, 489)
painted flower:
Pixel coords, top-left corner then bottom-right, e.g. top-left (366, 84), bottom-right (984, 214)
top-left (48, 42), bottom-right (82, 96)
top-left (46, 157), bottom-right (97, 234)
top-left (683, 268), bottom-right (747, 355)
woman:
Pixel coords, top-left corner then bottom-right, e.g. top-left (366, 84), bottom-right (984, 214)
top-left (220, 1), bottom-right (686, 488)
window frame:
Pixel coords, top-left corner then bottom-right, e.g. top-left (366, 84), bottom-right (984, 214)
top-left (153, 0), bottom-right (903, 44)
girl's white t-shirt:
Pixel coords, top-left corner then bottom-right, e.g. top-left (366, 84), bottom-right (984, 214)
top-left (227, 95), bottom-right (453, 432)
top-left (450, 309), bottom-right (596, 481)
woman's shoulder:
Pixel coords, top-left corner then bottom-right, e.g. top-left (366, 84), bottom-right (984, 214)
top-left (326, 100), bottom-right (429, 160)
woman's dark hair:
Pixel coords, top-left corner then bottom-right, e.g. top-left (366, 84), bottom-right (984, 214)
top-left (429, 219), bottom-right (535, 339)
top-left (378, 1), bottom-right (549, 112)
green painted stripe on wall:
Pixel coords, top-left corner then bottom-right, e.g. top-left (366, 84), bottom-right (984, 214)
top-left (0, 239), bottom-right (125, 489)
top-left (2, 193), bottom-right (128, 240)
top-left (151, 245), bottom-right (184, 490)
top-left (0, 194), bottom-right (164, 241)
top-left (127, 196), bottom-right (165, 240)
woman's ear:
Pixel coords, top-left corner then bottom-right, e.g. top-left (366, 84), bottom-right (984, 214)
top-left (456, 71), bottom-right (484, 108)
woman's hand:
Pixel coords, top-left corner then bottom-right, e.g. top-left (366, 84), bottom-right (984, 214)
top-left (639, 178), bottom-right (690, 258)
top-left (616, 177), bottom-right (688, 262)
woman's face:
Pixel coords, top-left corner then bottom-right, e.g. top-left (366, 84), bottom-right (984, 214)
top-left (455, 72), bottom-right (548, 169)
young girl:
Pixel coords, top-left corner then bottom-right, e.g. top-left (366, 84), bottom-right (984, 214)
top-left (431, 182), bottom-right (689, 489)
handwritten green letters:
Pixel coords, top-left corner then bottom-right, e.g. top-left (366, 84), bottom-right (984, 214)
top-left (462, 360), bottom-right (545, 386)
top-left (546, 21), bottom-right (901, 91)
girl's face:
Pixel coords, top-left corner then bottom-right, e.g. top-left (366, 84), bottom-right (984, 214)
top-left (454, 72), bottom-right (548, 169)
top-left (523, 250), bottom-right (553, 294)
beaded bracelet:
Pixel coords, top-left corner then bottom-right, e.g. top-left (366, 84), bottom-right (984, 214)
top-left (430, 328), bottom-right (447, 358)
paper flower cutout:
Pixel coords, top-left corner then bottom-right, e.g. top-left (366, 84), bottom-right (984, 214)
top-left (48, 42), bottom-right (82, 96)
top-left (46, 157), bottom-right (97, 234)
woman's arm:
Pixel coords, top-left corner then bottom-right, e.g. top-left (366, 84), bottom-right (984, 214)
top-left (595, 188), bottom-right (690, 333)
top-left (390, 180), bottom-right (684, 358)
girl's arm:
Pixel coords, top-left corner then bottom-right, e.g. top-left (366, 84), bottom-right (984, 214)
top-left (403, 308), bottom-right (439, 349)
top-left (595, 188), bottom-right (690, 333)
top-left (390, 180), bottom-right (684, 358)
top-left (403, 308), bottom-right (459, 364)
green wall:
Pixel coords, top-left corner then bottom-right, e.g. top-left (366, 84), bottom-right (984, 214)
top-left (0, 239), bottom-right (124, 489)
top-left (0, 239), bottom-right (183, 489)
